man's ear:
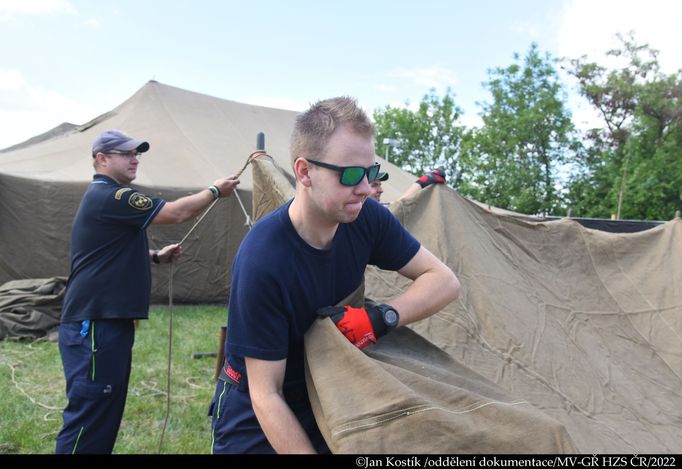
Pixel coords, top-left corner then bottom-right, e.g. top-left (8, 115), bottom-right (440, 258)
top-left (294, 157), bottom-right (312, 187)
top-left (93, 152), bottom-right (109, 169)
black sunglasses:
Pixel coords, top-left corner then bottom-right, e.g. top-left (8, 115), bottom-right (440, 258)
top-left (105, 150), bottom-right (142, 160)
top-left (306, 159), bottom-right (381, 186)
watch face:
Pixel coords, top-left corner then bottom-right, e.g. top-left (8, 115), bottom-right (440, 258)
top-left (383, 308), bottom-right (399, 327)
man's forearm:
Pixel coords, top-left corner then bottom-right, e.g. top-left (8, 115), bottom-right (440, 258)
top-left (252, 392), bottom-right (316, 454)
top-left (393, 264), bottom-right (460, 326)
top-left (154, 190), bottom-right (215, 224)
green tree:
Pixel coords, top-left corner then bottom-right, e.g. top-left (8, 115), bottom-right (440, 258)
top-left (374, 89), bottom-right (466, 185)
top-left (459, 43), bottom-right (580, 215)
top-left (565, 33), bottom-right (682, 220)
top-left (621, 76), bottom-right (682, 219)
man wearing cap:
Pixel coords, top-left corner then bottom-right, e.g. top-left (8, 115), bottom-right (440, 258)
top-left (370, 171), bottom-right (389, 202)
top-left (55, 129), bottom-right (240, 454)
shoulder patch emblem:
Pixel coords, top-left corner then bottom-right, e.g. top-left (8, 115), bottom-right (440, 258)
top-left (114, 188), bottom-right (132, 200)
top-left (128, 192), bottom-right (153, 211)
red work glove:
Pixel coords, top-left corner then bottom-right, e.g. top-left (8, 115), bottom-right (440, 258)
top-left (416, 167), bottom-right (446, 188)
top-left (316, 304), bottom-right (399, 350)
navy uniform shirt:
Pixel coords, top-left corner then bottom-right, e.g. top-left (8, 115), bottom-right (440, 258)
top-left (61, 174), bottom-right (165, 322)
top-left (225, 197), bottom-right (421, 387)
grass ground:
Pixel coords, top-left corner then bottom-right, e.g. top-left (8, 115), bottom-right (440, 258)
top-left (0, 304), bottom-right (227, 454)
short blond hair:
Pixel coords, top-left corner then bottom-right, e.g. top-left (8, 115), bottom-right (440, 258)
top-left (290, 96), bottom-right (374, 168)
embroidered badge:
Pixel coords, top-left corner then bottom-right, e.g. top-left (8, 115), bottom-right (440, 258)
top-left (128, 192), bottom-right (153, 211)
top-left (114, 188), bottom-right (132, 200)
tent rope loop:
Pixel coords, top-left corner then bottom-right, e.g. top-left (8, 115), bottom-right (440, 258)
top-left (177, 150), bottom-right (267, 246)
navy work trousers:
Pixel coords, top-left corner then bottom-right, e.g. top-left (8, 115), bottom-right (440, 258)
top-left (55, 319), bottom-right (135, 454)
top-left (209, 377), bottom-right (330, 454)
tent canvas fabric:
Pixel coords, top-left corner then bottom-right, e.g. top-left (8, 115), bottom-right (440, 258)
top-left (306, 322), bottom-right (577, 453)
top-left (0, 81), bottom-right (413, 302)
top-left (0, 277), bottom-right (67, 340)
top-left (305, 287), bottom-right (577, 454)
top-left (369, 188), bottom-right (682, 452)
top-left (250, 158), bottom-right (681, 453)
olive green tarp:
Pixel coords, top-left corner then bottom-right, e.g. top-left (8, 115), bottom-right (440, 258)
top-left (0, 277), bottom-right (66, 340)
top-left (374, 187), bottom-right (682, 453)
top-left (251, 158), bottom-right (681, 453)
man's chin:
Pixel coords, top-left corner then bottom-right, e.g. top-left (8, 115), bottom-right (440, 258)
top-left (337, 207), bottom-right (362, 224)
top-left (337, 214), bottom-right (359, 224)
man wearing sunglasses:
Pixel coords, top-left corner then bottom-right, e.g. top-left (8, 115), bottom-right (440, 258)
top-left (56, 129), bottom-right (240, 454)
top-left (210, 97), bottom-right (460, 454)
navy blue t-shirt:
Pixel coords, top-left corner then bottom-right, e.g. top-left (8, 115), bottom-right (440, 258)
top-left (61, 174), bottom-right (165, 322)
top-left (225, 197), bottom-right (421, 386)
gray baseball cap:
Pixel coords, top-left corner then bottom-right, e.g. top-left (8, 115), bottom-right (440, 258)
top-left (91, 130), bottom-right (150, 156)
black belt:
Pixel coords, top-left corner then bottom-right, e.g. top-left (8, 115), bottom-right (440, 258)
top-left (218, 363), bottom-right (249, 392)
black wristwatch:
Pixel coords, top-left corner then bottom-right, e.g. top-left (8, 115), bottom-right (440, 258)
top-left (375, 303), bottom-right (400, 330)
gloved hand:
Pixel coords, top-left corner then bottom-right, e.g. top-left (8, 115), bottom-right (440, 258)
top-left (416, 167), bottom-right (446, 188)
top-left (317, 305), bottom-right (396, 350)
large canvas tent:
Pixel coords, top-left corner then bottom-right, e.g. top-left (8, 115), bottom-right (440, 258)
top-left (0, 81), bottom-right (414, 303)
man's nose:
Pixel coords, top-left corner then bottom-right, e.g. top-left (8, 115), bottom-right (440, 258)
top-left (355, 176), bottom-right (372, 195)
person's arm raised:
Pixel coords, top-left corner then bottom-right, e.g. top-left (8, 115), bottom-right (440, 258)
top-left (152, 175), bottom-right (239, 224)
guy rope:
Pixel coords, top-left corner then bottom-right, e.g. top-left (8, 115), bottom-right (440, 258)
top-left (157, 133), bottom-right (269, 453)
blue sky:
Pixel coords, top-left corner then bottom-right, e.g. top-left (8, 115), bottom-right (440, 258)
top-left (1, 0), bottom-right (681, 149)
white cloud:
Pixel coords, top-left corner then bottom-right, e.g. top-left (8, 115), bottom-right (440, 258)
top-left (511, 21), bottom-right (541, 39)
top-left (0, 0), bottom-right (76, 16)
top-left (567, 94), bottom-right (604, 132)
top-left (0, 69), bottom-right (73, 110)
top-left (0, 69), bottom-right (94, 148)
top-left (0, 69), bottom-right (23, 90)
top-left (557, 0), bottom-right (682, 73)
top-left (374, 83), bottom-right (398, 93)
top-left (83, 18), bottom-right (99, 29)
top-left (390, 65), bottom-right (459, 90)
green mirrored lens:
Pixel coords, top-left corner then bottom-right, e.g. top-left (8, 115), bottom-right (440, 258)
top-left (367, 164), bottom-right (380, 182)
top-left (340, 167), bottom-right (365, 186)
